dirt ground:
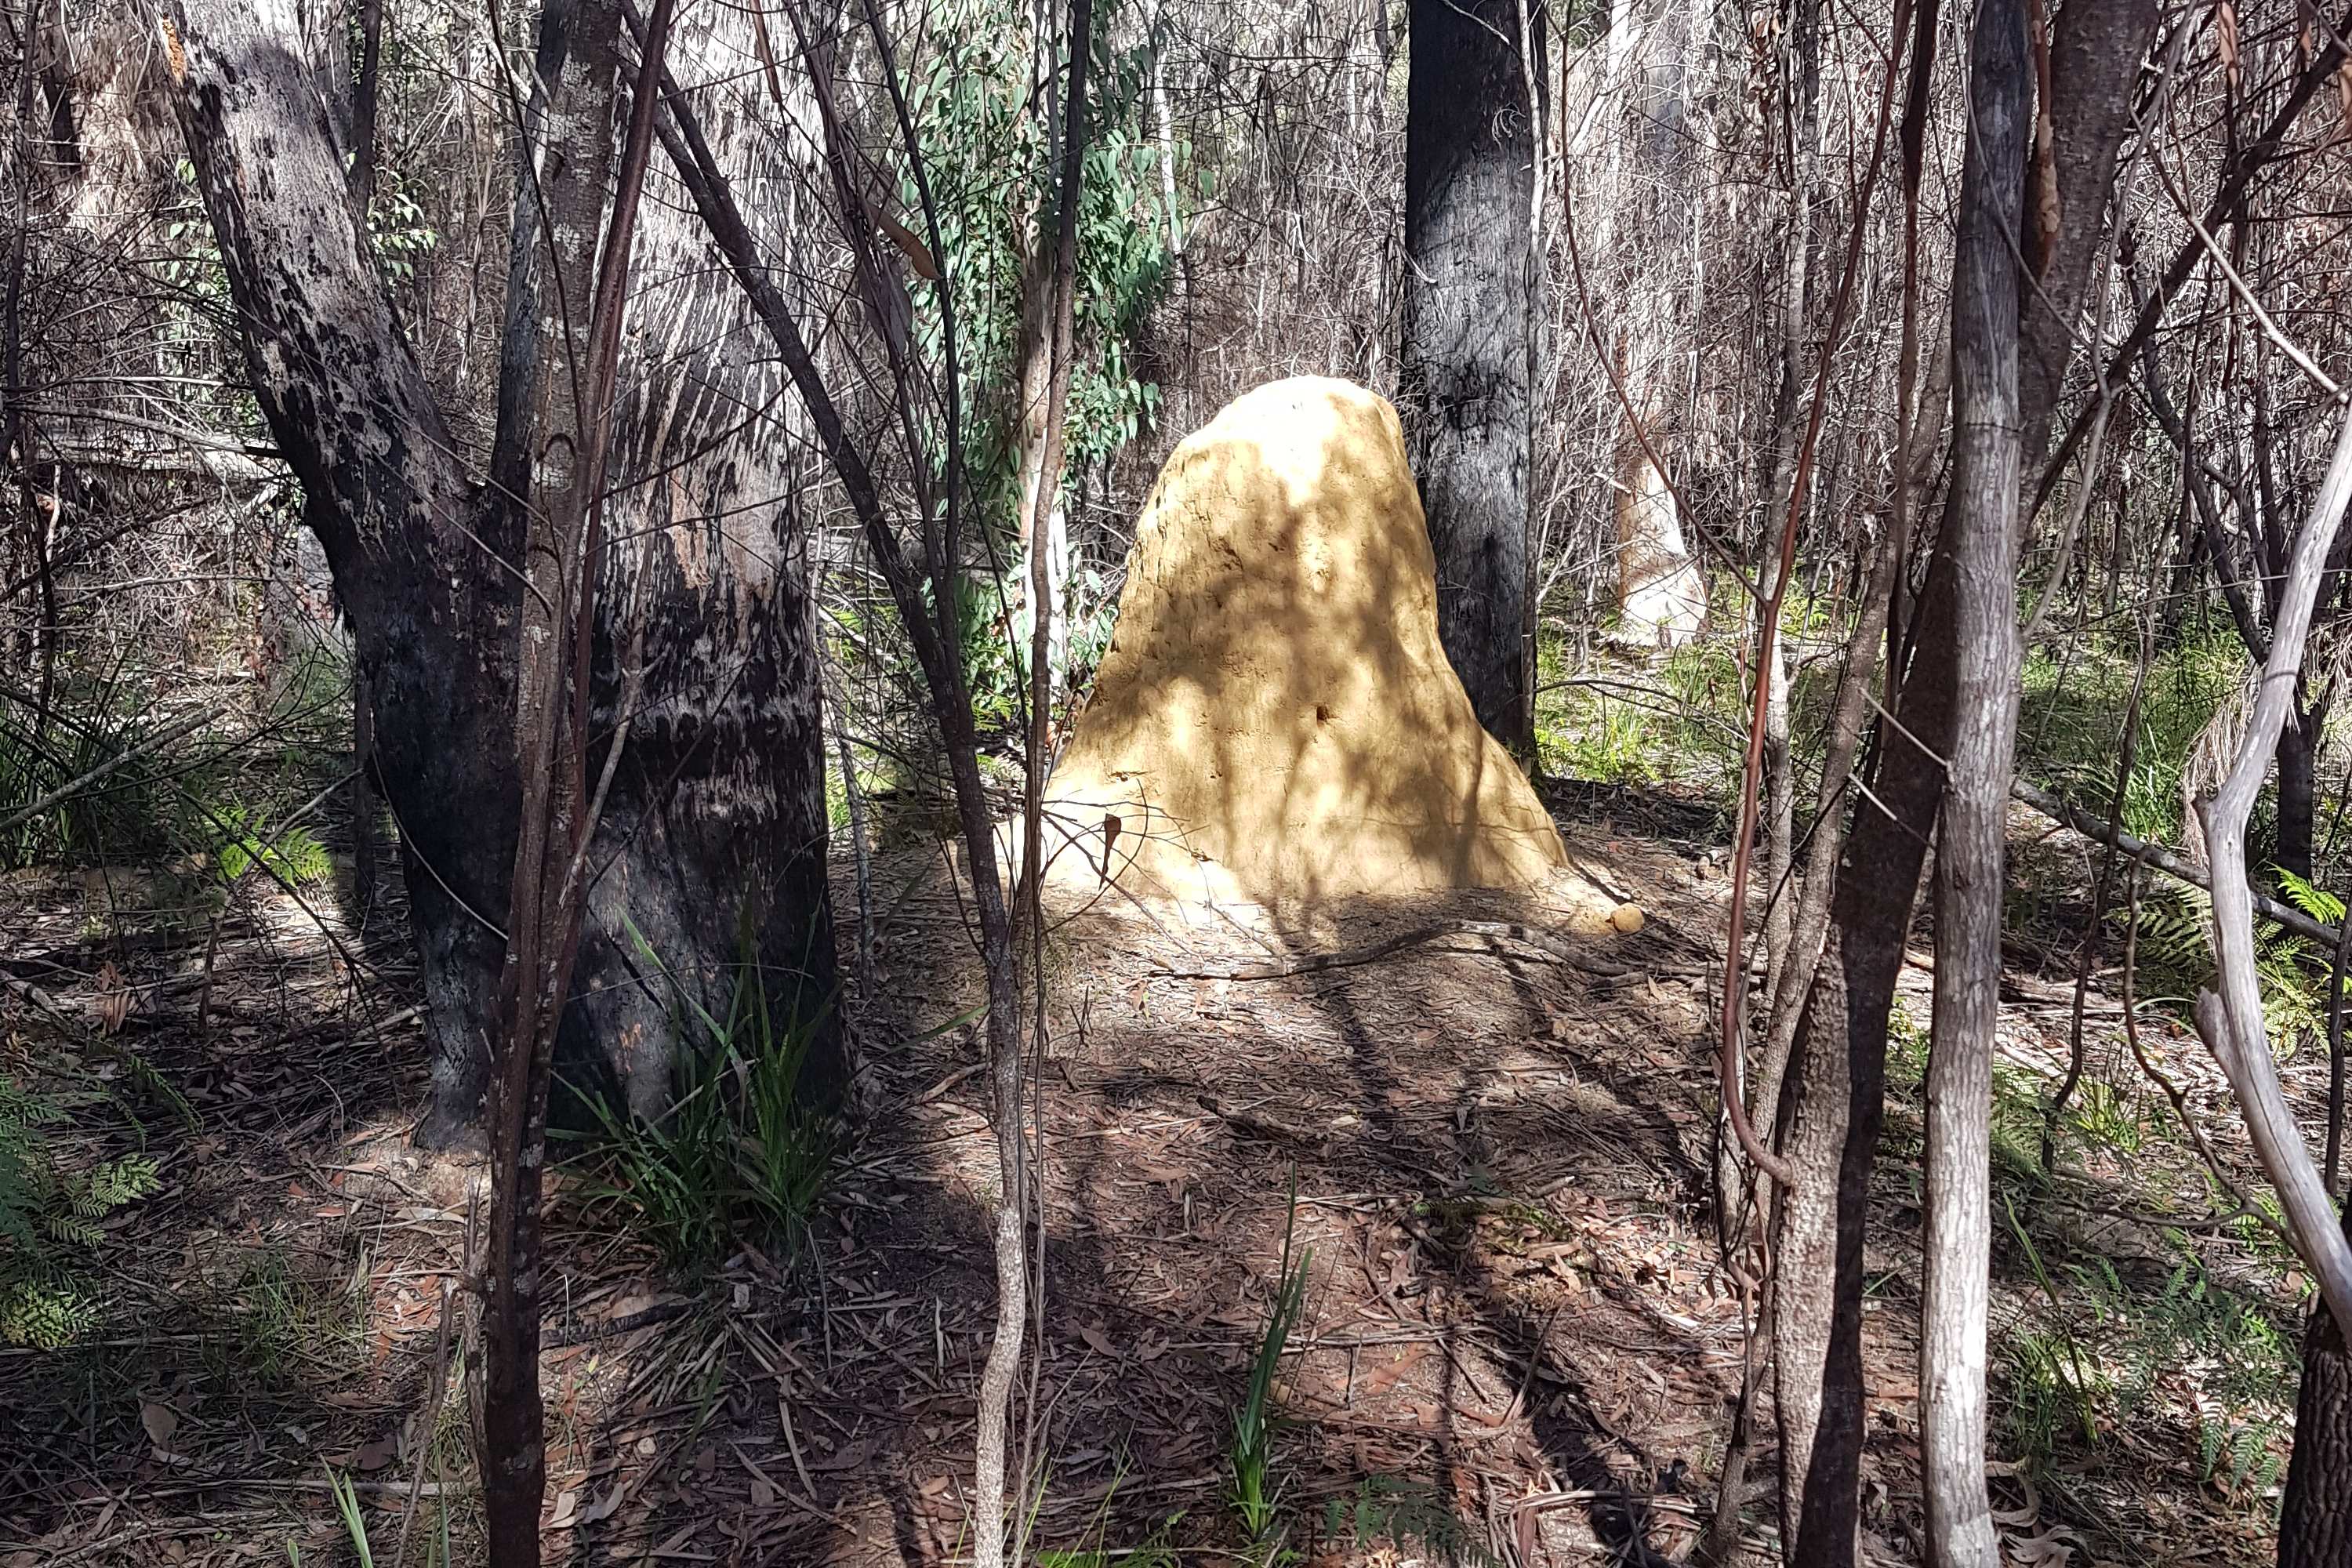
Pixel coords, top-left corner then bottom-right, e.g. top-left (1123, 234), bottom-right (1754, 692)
top-left (0, 782), bottom-right (2317, 1566)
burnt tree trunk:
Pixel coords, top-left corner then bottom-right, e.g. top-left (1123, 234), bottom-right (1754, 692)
top-left (167, 0), bottom-right (838, 1143)
top-left (2282, 1205), bottom-right (2352, 1566)
top-left (167, 0), bottom-right (517, 1145)
top-left (1400, 0), bottom-right (1539, 743)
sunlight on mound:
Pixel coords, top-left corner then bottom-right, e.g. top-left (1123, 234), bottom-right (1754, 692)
top-left (1008, 376), bottom-right (1577, 918)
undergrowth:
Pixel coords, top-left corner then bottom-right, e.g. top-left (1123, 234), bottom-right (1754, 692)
top-left (1, 1071), bottom-right (162, 1348)
top-left (559, 924), bottom-right (837, 1274)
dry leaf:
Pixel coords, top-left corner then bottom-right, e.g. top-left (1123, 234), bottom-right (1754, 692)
top-left (579, 1484), bottom-right (624, 1525)
top-left (548, 1489), bottom-right (580, 1530)
top-left (140, 1402), bottom-right (179, 1449)
top-left (1078, 1321), bottom-right (1116, 1357)
top-left (2007, 1525), bottom-right (2084, 1565)
top-left (808, 1436), bottom-right (879, 1472)
top-left (352, 1436), bottom-right (396, 1472)
top-left (95, 963), bottom-right (130, 1035)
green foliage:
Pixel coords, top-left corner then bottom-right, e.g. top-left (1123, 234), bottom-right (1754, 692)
top-left (364, 170), bottom-right (440, 285)
top-left (1229, 1178), bottom-right (1312, 1544)
top-left (1, 1076), bottom-right (161, 1348)
top-left (212, 806), bottom-right (332, 887)
top-left (2018, 630), bottom-right (2243, 848)
top-left (2125, 879), bottom-right (2341, 1048)
top-left (561, 926), bottom-right (837, 1273)
top-left (1994, 1233), bottom-right (2296, 1504)
top-left (1536, 641), bottom-right (1748, 811)
top-left (905, 0), bottom-right (1171, 516)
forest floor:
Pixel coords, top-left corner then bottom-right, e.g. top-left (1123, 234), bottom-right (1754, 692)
top-left (0, 781), bottom-right (2321, 1566)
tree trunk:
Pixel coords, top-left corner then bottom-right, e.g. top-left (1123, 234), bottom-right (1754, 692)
top-left (2282, 1206), bottom-right (2352, 1567)
top-left (167, 0), bottom-right (840, 1143)
top-left (168, 0), bottom-right (518, 1145)
top-left (2278, 703), bottom-right (2319, 882)
top-left (1768, 0), bottom-right (2148, 1546)
top-left (1401, 0), bottom-right (1539, 742)
top-left (1919, 0), bottom-right (2027, 1558)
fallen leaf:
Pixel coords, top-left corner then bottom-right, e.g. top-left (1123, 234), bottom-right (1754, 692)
top-left (1355, 1343), bottom-right (1432, 1401)
top-left (807, 1436), bottom-right (879, 1473)
top-left (352, 1437), bottom-right (397, 1472)
top-left (2007, 1526), bottom-right (2083, 1566)
top-left (140, 1403), bottom-right (180, 1449)
top-left (548, 1490), bottom-right (580, 1530)
top-left (579, 1484), bottom-right (623, 1524)
top-left (1078, 1321), bottom-right (1116, 1357)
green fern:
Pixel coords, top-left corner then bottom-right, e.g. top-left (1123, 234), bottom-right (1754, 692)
top-left (212, 808), bottom-right (332, 886)
top-left (2121, 879), bottom-right (2340, 1047)
top-left (1, 1079), bottom-right (161, 1348)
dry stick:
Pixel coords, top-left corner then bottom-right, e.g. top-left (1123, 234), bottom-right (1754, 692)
top-left (0, 697), bottom-right (235, 837)
top-left (1004, 6), bottom-right (1090, 1563)
top-left (2010, 777), bottom-right (2340, 948)
top-left (1152, 920), bottom-right (1632, 982)
top-left (2194, 396), bottom-right (2352, 1343)
top-left (2028, 0), bottom-right (2352, 517)
top-left (480, 7), bottom-right (675, 1563)
top-left (2327, 893), bottom-right (2350, 1195)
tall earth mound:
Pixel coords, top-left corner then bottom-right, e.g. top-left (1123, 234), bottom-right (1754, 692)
top-left (1040, 376), bottom-right (1567, 908)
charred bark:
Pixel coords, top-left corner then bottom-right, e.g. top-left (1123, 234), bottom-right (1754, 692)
top-left (168, 0), bottom-right (517, 1145)
top-left (2282, 1209), bottom-right (2352, 1568)
top-left (1400, 0), bottom-right (1539, 742)
top-left (167, 0), bottom-right (840, 1142)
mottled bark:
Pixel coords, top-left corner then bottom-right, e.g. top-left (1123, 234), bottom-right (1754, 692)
top-left (1401, 0), bottom-right (1539, 742)
top-left (2282, 1212), bottom-right (2352, 1568)
top-left (2015, 0), bottom-right (2156, 471)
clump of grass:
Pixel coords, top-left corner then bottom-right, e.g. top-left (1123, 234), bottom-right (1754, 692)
top-left (1536, 641), bottom-right (1748, 811)
top-left (2017, 628), bottom-right (2242, 847)
top-left (220, 1246), bottom-right (368, 1384)
top-left (562, 924), bottom-right (835, 1274)
top-left (1229, 1176), bottom-right (1312, 1546)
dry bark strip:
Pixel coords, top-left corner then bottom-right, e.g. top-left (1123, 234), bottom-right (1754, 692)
top-left (1152, 920), bottom-right (1633, 982)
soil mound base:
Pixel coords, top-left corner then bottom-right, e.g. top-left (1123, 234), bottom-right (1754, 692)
top-left (1036, 376), bottom-right (1567, 909)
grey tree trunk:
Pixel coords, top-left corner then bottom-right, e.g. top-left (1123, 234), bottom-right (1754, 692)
top-left (1768, 0), bottom-right (2150, 1552)
top-left (1919, 0), bottom-right (2027, 1555)
top-left (1400, 0), bottom-right (1540, 744)
top-left (166, 0), bottom-right (839, 1143)
top-left (1605, 0), bottom-right (1707, 648)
